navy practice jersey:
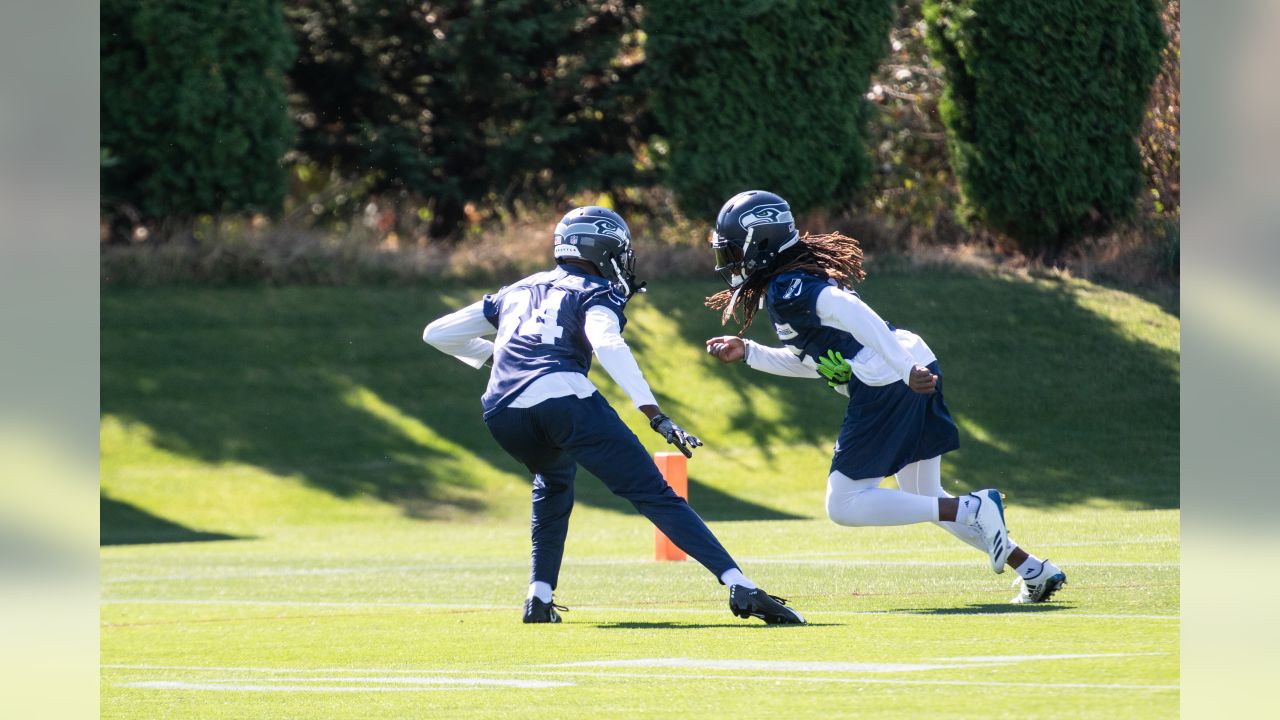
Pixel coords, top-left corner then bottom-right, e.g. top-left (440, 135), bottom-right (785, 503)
top-left (764, 271), bottom-right (894, 366)
top-left (480, 265), bottom-right (628, 418)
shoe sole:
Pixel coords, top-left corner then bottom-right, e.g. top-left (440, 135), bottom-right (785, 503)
top-left (972, 490), bottom-right (1011, 574)
top-left (1012, 572), bottom-right (1067, 604)
top-left (1034, 571), bottom-right (1064, 599)
top-left (734, 610), bottom-right (806, 625)
top-left (730, 599), bottom-right (806, 625)
top-left (763, 613), bottom-right (806, 625)
top-left (1036, 573), bottom-right (1067, 602)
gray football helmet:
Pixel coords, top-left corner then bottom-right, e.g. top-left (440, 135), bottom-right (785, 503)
top-left (553, 206), bottom-right (642, 297)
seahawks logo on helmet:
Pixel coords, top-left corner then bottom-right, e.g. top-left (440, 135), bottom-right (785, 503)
top-left (592, 218), bottom-right (627, 239)
top-left (559, 218), bottom-right (628, 242)
top-left (738, 203), bottom-right (794, 230)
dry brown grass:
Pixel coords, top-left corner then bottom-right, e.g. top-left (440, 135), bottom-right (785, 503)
top-left (100, 213), bottom-right (713, 288)
top-left (102, 207), bottom-right (1177, 297)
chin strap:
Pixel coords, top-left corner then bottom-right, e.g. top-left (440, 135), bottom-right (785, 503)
top-left (626, 279), bottom-right (648, 299)
top-left (721, 282), bottom-right (746, 326)
top-left (610, 256), bottom-right (647, 299)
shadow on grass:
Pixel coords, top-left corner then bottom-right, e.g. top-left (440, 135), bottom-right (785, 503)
top-left (100, 266), bottom-right (1178, 534)
top-left (572, 476), bottom-right (806, 521)
top-left (886, 602), bottom-right (1074, 616)
top-left (101, 493), bottom-right (243, 546)
top-left (100, 288), bottom-right (525, 521)
top-left (591, 620), bottom-right (833, 629)
top-left (100, 286), bottom-right (811, 524)
top-left (658, 270), bottom-right (1179, 510)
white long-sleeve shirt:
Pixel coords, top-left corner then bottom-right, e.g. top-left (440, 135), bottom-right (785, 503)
top-left (421, 300), bottom-right (495, 369)
top-left (423, 301), bottom-right (658, 409)
top-left (744, 285), bottom-right (936, 387)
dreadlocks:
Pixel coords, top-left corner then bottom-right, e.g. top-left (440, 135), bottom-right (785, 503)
top-left (706, 232), bottom-right (867, 332)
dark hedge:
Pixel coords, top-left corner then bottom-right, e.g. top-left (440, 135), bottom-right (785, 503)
top-left (102, 1), bottom-right (295, 221)
top-left (645, 0), bottom-right (896, 218)
top-left (925, 0), bottom-right (1165, 255)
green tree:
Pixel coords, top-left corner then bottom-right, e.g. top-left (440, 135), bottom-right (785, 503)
top-left (644, 0), bottom-right (896, 218)
top-left (286, 1), bottom-right (648, 238)
top-left (924, 0), bottom-right (1165, 256)
top-left (101, 0), bottom-right (296, 227)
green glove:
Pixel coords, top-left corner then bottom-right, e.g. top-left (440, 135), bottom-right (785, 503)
top-left (816, 349), bottom-right (852, 388)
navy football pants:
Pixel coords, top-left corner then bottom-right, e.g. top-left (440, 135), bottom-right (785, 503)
top-left (484, 392), bottom-right (738, 589)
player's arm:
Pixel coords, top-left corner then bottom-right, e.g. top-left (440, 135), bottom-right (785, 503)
top-left (584, 305), bottom-right (703, 458)
top-left (422, 300), bottom-right (496, 369)
top-left (705, 336), bottom-right (818, 379)
top-left (814, 287), bottom-right (936, 394)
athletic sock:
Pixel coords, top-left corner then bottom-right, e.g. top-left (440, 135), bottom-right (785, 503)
top-left (1013, 553), bottom-right (1045, 580)
top-left (527, 581), bottom-right (553, 603)
top-left (955, 495), bottom-right (980, 525)
top-left (720, 568), bottom-right (757, 589)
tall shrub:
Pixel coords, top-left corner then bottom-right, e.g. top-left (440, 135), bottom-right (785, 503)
top-left (645, 0), bottom-right (896, 218)
top-left (286, 1), bottom-right (647, 238)
top-left (924, 0), bottom-right (1165, 256)
top-left (101, 0), bottom-right (295, 223)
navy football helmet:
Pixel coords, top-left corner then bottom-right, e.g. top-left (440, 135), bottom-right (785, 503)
top-left (553, 206), bottom-right (642, 297)
top-left (711, 190), bottom-right (800, 287)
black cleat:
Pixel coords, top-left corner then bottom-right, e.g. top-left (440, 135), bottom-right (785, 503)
top-left (729, 585), bottom-right (806, 625)
top-left (522, 596), bottom-right (567, 624)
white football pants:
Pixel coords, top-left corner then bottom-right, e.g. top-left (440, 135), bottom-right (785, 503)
top-left (825, 456), bottom-right (988, 553)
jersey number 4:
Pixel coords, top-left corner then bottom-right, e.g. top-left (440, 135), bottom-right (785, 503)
top-left (499, 289), bottom-right (566, 346)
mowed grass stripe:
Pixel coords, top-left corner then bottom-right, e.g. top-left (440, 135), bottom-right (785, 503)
top-left (103, 665), bottom-right (1178, 692)
top-left (101, 597), bottom-right (1177, 621)
top-left (101, 558), bottom-right (1178, 584)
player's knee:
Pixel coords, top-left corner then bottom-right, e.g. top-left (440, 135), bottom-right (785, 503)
top-left (824, 496), bottom-right (846, 525)
top-left (825, 487), bottom-right (869, 527)
top-left (825, 471), bottom-right (876, 527)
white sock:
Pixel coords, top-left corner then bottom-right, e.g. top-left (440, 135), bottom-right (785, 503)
top-left (955, 495), bottom-right (980, 525)
top-left (720, 568), bottom-right (756, 589)
top-left (897, 458), bottom-right (988, 553)
top-left (1013, 553), bottom-right (1045, 580)
top-left (527, 581), bottom-right (553, 603)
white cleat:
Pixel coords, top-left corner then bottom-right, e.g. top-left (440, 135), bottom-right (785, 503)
top-left (1011, 559), bottom-right (1067, 603)
top-left (966, 489), bottom-right (1012, 573)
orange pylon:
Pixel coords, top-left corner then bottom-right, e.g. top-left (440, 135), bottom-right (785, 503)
top-left (653, 452), bottom-right (688, 561)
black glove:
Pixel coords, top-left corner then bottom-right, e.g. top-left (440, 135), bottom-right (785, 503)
top-left (649, 413), bottom-right (704, 458)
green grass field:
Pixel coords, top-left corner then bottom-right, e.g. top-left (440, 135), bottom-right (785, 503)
top-left (101, 270), bottom-right (1180, 718)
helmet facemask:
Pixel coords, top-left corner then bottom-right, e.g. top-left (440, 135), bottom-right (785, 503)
top-left (713, 224), bottom-right (777, 288)
top-left (712, 232), bottom-right (748, 288)
top-left (607, 241), bottom-right (644, 298)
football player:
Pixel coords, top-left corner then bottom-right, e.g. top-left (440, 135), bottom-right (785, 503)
top-left (424, 206), bottom-right (806, 624)
top-left (704, 191), bottom-right (1066, 604)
